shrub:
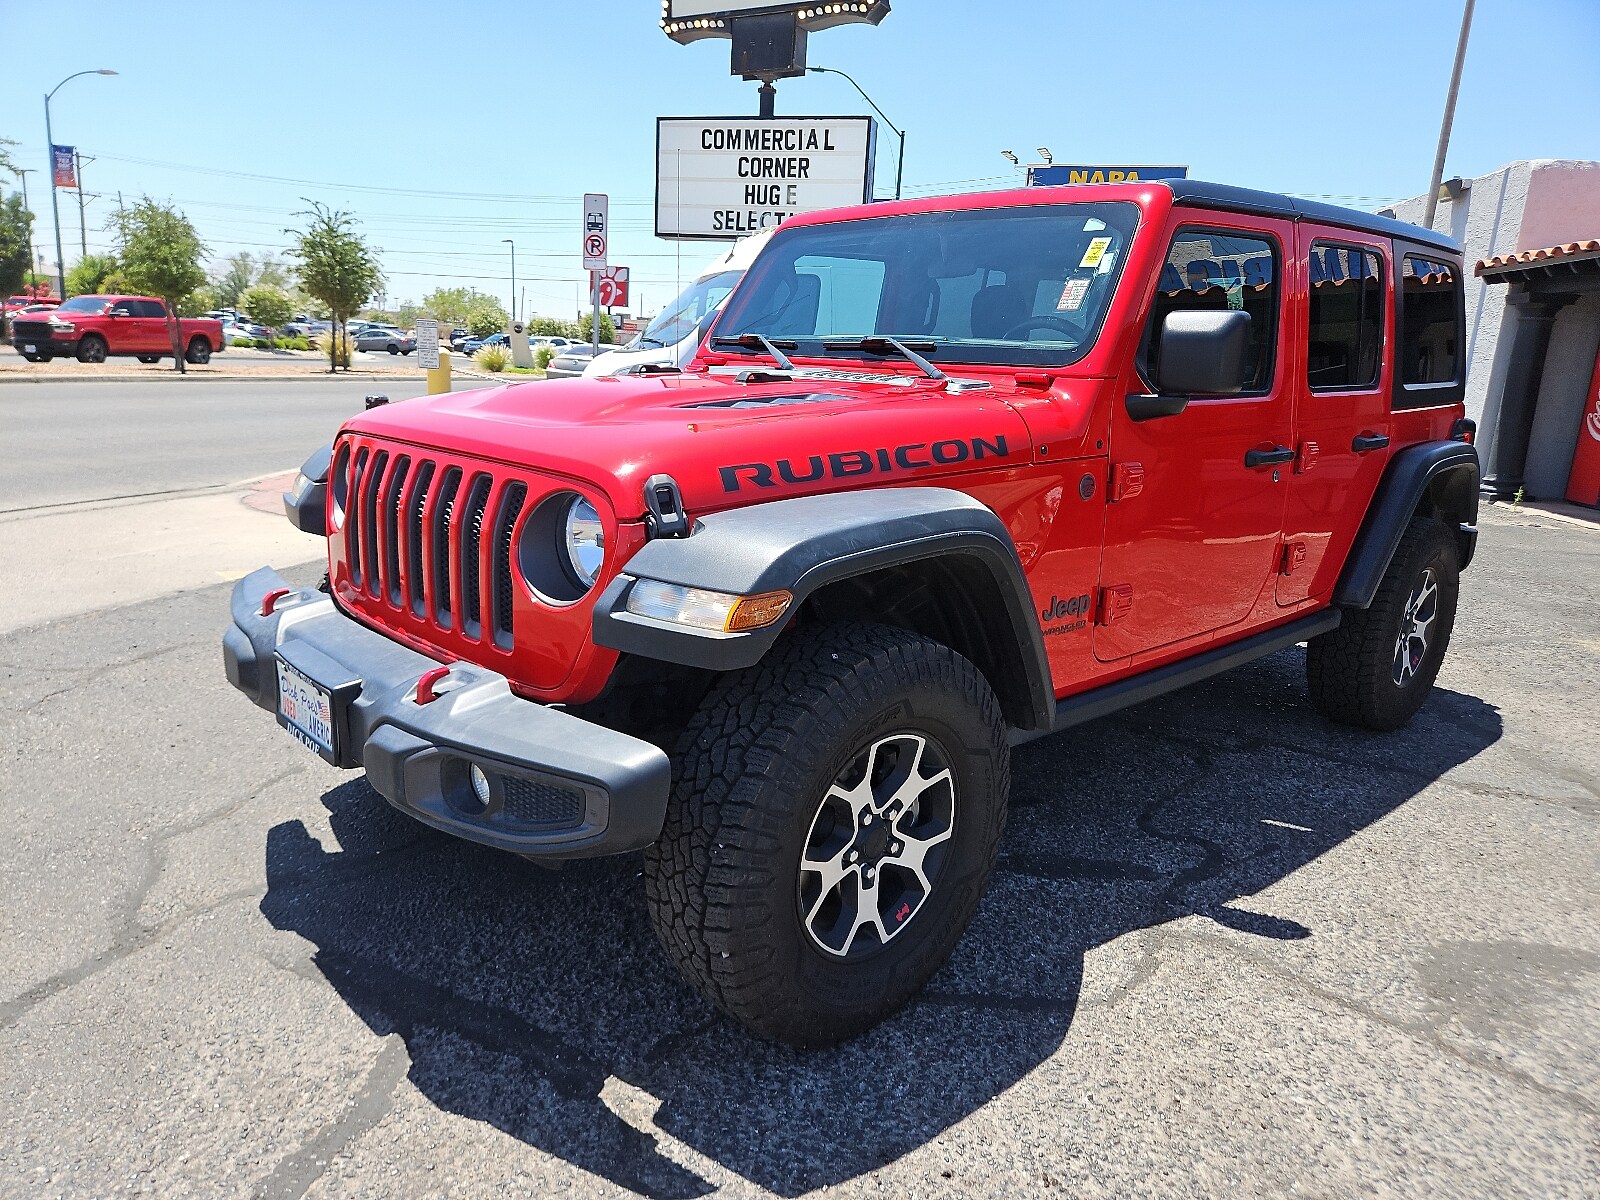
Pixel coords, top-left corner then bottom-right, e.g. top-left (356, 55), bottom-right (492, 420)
top-left (474, 344), bottom-right (509, 372)
top-left (534, 344), bottom-right (556, 370)
top-left (314, 331), bottom-right (353, 367)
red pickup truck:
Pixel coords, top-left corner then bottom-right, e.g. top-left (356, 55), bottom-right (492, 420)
top-left (10, 294), bottom-right (224, 365)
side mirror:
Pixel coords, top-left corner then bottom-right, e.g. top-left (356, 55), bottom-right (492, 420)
top-left (1127, 309), bottom-right (1253, 422)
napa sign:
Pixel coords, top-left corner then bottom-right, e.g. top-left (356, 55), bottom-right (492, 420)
top-left (1028, 164), bottom-right (1188, 186)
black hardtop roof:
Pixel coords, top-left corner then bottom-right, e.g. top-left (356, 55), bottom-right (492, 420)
top-left (1161, 179), bottom-right (1461, 256)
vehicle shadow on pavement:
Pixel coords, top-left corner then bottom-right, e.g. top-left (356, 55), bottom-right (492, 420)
top-left (259, 648), bottom-right (1501, 1198)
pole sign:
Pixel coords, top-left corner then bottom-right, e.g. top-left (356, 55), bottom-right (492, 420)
top-left (1028, 164), bottom-right (1188, 187)
top-left (656, 116), bottom-right (875, 239)
top-left (582, 193), bottom-right (608, 270)
top-left (51, 146), bottom-right (78, 189)
top-left (594, 267), bottom-right (629, 308)
top-left (414, 318), bottom-right (440, 370)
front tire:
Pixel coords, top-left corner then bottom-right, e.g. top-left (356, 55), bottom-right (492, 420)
top-left (644, 623), bottom-right (1010, 1046)
top-left (185, 338), bottom-right (212, 364)
top-left (76, 335), bottom-right (107, 364)
top-left (1307, 516), bottom-right (1460, 730)
top-left (387, 343), bottom-right (399, 355)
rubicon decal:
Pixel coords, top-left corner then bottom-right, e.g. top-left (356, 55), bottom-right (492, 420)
top-left (719, 435), bottom-right (1012, 493)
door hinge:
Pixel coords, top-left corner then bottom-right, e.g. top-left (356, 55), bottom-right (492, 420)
top-left (1109, 461), bottom-right (1145, 502)
top-left (1280, 541), bottom-right (1308, 576)
top-left (1096, 584), bottom-right (1134, 625)
top-left (1295, 441), bottom-right (1319, 474)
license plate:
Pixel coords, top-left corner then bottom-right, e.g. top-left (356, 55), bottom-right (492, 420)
top-left (277, 658), bottom-right (337, 760)
top-left (21, 344), bottom-right (35, 353)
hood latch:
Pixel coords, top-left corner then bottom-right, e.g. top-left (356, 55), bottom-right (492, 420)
top-left (644, 474), bottom-right (690, 539)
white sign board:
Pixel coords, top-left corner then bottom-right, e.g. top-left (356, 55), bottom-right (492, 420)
top-left (582, 193), bottom-right (608, 270)
top-left (667, 0), bottom-right (800, 15)
top-left (415, 318), bottom-right (439, 370)
top-left (656, 116), bottom-right (875, 240)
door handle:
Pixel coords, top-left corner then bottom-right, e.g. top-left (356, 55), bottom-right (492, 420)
top-left (1245, 446), bottom-right (1295, 468)
top-left (1352, 433), bottom-right (1391, 454)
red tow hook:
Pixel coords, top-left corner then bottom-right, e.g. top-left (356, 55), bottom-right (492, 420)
top-left (259, 587), bottom-right (292, 616)
top-left (414, 665), bottom-right (453, 705)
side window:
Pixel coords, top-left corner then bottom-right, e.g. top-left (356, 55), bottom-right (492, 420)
top-left (1400, 255), bottom-right (1462, 386)
top-left (1307, 243), bottom-right (1384, 390)
top-left (1139, 228), bottom-right (1279, 394)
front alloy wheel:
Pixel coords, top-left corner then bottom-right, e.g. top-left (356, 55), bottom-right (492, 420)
top-left (1392, 567), bottom-right (1439, 686)
top-left (800, 733), bottom-right (956, 959)
top-left (645, 622), bottom-right (1010, 1046)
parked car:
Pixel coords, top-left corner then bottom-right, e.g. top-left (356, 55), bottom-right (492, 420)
top-left (226, 178), bottom-right (1478, 1046)
top-left (226, 321), bottom-right (271, 346)
top-left (5, 295), bottom-right (60, 316)
top-left (584, 229), bottom-right (773, 378)
top-left (11, 295), bottom-right (223, 364)
top-left (462, 332), bottom-right (507, 356)
top-left (354, 329), bottom-right (415, 355)
top-left (543, 343), bottom-right (618, 378)
top-left (448, 327), bottom-right (471, 352)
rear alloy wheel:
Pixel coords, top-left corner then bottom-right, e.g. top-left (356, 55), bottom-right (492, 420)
top-left (1307, 516), bottom-right (1460, 730)
top-left (645, 623), bottom-right (1009, 1046)
top-left (185, 338), bottom-right (211, 364)
top-left (76, 335), bottom-right (107, 364)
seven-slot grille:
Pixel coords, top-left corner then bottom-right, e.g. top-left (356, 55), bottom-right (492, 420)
top-left (339, 439), bottom-right (529, 650)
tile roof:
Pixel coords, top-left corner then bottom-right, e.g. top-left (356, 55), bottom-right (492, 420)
top-left (1475, 239), bottom-right (1600, 275)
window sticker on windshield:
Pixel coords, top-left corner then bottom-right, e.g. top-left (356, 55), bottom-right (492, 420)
top-left (1057, 277), bottom-right (1091, 311)
top-left (1080, 236), bottom-right (1114, 269)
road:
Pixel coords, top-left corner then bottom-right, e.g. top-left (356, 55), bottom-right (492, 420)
top-left (0, 376), bottom-right (488, 512)
top-left (1, 379), bottom-right (1596, 1199)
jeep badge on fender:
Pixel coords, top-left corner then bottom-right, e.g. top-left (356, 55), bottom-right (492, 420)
top-left (224, 179), bottom-right (1477, 1047)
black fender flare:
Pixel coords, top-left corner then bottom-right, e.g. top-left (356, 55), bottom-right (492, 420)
top-left (283, 442), bottom-right (333, 537)
top-left (1334, 440), bottom-right (1480, 609)
top-left (593, 487), bottom-right (1056, 731)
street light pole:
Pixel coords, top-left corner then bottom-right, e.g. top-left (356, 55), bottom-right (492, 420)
top-left (502, 238), bottom-right (516, 323)
top-left (807, 66), bottom-right (904, 202)
top-left (43, 69), bottom-right (116, 300)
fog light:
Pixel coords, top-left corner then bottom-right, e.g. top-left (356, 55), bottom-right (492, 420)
top-left (470, 764), bottom-right (492, 806)
top-left (624, 580), bottom-right (792, 632)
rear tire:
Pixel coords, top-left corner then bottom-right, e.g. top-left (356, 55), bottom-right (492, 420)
top-left (644, 623), bottom-right (1009, 1046)
top-left (185, 338), bottom-right (212, 364)
top-left (1307, 516), bottom-right (1460, 731)
top-left (76, 335), bottom-right (107, 364)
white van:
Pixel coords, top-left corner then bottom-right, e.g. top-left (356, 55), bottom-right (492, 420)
top-left (582, 228), bottom-right (774, 378)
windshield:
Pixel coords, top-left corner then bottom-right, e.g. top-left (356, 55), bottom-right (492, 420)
top-left (713, 202), bottom-right (1140, 367)
top-left (57, 296), bottom-right (111, 314)
top-left (639, 270), bottom-right (741, 347)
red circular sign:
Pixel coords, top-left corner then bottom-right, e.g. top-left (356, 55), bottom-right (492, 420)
top-left (585, 234), bottom-right (605, 258)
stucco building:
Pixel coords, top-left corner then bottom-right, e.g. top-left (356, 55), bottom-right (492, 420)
top-left (1385, 160), bottom-right (1600, 507)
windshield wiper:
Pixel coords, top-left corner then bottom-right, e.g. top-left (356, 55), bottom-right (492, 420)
top-left (822, 336), bottom-right (946, 381)
top-left (710, 332), bottom-right (797, 371)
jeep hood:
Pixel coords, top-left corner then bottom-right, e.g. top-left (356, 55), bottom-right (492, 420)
top-left (344, 369), bottom-right (1059, 519)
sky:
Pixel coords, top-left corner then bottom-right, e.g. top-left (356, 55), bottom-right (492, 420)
top-left (2, 0), bottom-right (1596, 319)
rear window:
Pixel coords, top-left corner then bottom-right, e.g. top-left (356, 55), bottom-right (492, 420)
top-left (1308, 243), bottom-right (1384, 391)
top-left (1398, 255), bottom-right (1462, 393)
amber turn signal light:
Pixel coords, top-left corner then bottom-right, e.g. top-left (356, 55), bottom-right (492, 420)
top-left (725, 590), bottom-right (793, 633)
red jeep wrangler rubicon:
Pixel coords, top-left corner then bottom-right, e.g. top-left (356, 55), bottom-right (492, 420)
top-left (225, 181), bottom-right (1477, 1045)
top-left (10, 293), bottom-right (223, 364)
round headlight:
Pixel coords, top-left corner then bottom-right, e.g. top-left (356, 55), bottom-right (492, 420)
top-left (563, 496), bottom-right (605, 589)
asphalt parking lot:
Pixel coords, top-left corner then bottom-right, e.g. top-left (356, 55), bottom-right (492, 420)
top-left (1, 381), bottom-right (1596, 1198)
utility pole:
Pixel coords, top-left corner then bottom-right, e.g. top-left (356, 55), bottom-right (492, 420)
top-left (115, 190), bottom-right (126, 249)
top-left (15, 169), bottom-right (34, 288)
top-left (1423, 0), bottom-right (1475, 230)
top-left (74, 151), bottom-right (95, 261)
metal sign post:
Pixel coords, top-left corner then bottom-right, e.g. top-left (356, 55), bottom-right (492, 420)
top-left (583, 193), bottom-right (608, 353)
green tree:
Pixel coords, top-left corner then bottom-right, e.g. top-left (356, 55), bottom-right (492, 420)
top-left (117, 196), bottom-right (209, 372)
top-left (287, 201), bottom-right (382, 373)
top-left (254, 254), bottom-right (289, 291)
top-left (577, 310), bottom-right (616, 344)
top-left (214, 252), bottom-right (255, 308)
top-left (64, 252), bottom-right (120, 297)
top-left (242, 284), bottom-right (294, 334)
top-left (527, 315), bottom-right (579, 339)
top-left (180, 283), bottom-right (221, 317)
top-left (0, 139), bottom-right (18, 182)
top-left (0, 191), bottom-right (34, 298)
top-left (465, 297), bottom-right (508, 339)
